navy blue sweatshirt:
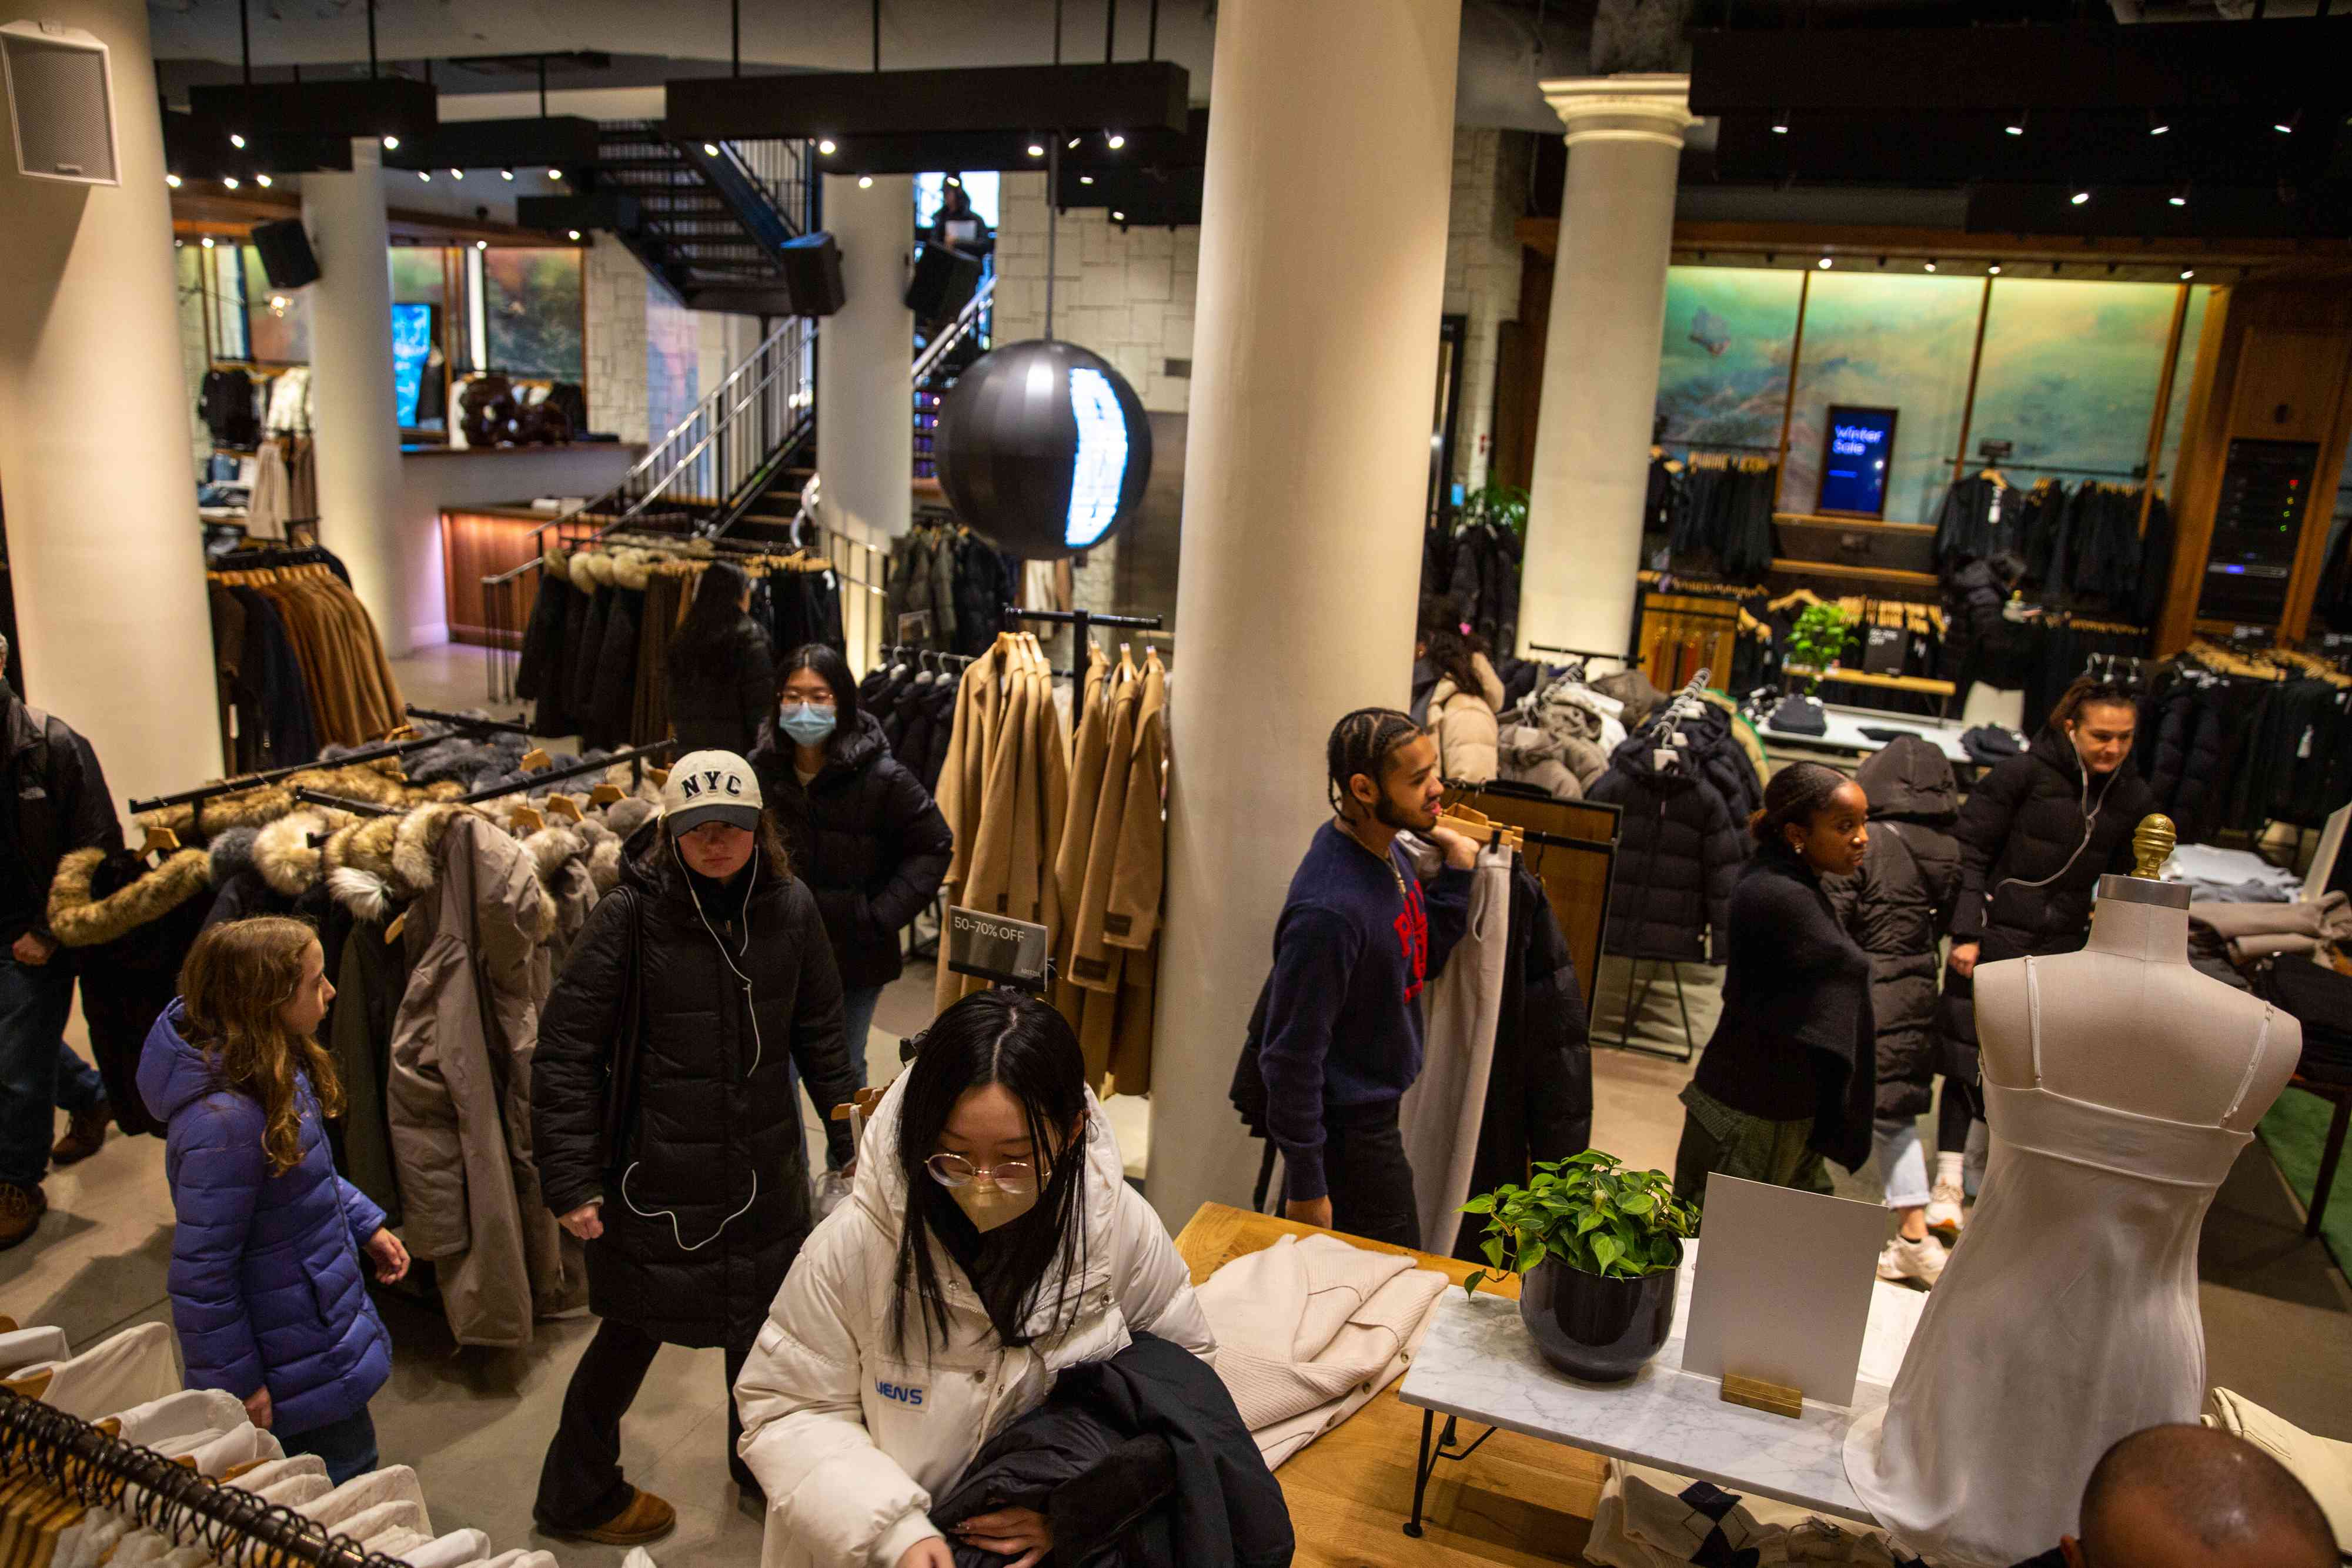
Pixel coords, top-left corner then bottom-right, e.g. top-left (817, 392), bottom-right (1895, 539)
top-left (1260, 822), bottom-right (1474, 1202)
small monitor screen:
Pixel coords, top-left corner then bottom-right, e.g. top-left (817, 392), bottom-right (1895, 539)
top-left (391, 303), bottom-right (434, 427)
top-left (1818, 404), bottom-right (1899, 517)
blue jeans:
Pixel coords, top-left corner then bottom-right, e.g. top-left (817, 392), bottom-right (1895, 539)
top-left (280, 1405), bottom-right (379, 1485)
top-left (0, 957), bottom-right (102, 1189)
top-left (840, 985), bottom-right (884, 1080)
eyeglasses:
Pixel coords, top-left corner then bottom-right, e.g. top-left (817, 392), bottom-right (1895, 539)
top-left (926, 1152), bottom-right (1037, 1195)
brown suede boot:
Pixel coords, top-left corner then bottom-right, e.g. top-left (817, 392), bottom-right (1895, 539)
top-left (548, 1488), bottom-right (676, 1547)
top-left (0, 1183), bottom-right (47, 1251)
top-left (51, 1101), bottom-right (108, 1166)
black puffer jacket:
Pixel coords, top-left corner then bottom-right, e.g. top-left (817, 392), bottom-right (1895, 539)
top-left (931, 1335), bottom-right (1294, 1568)
top-left (750, 710), bottom-right (954, 993)
top-left (1585, 735), bottom-right (1748, 963)
top-left (666, 614), bottom-right (777, 758)
top-left (532, 823), bottom-right (859, 1349)
top-left (1828, 738), bottom-right (1962, 1121)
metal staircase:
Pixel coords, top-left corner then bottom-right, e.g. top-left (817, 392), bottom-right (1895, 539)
top-left (570, 125), bottom-right (814, 314)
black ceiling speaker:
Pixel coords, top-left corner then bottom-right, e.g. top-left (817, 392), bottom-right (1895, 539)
top-left (249, 218), bottom-right (321, 289)
top-left (779, 232), bottom-right (846, 317)
top-left (936, 340), bottom-right (1152, 561)
top-left (905, 243), bottom-right (982, 323)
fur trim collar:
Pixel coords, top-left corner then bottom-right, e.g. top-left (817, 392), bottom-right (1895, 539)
top-left (198, 787), bottom-right (295, 835)
top-left (253, 807), bottom-right (353, 897)
top-left (391, 802), bottom-right (469, 893)
top-left (47, 848), bottom-right (213, 950)
top-left (569, 552), bottom-right (605, 593)
top-left (523, 825), bottom-right (587, 884)
top-left (328, 866), bottom-right (399, 924)
top-left (208, 827), bottom-right (259, 884)
top-left (609, 550), bottom-right (652, 591)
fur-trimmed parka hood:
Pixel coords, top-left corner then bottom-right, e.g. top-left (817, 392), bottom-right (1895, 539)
top-left (46, 847), bottom-right (213, 949)
top-left (254, 808), bottom-right (356, 898)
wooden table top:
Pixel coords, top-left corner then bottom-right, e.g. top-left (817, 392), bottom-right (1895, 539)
top-left (1173, 1203), bottom-right (1603, 1567)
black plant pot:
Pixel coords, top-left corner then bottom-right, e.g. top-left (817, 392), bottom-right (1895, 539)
top-left (1518, 1254), bottom-right (1679, 1383)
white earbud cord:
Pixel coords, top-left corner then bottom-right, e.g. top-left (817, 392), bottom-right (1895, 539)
top-left (620, 840), bottom-right (765, 1253)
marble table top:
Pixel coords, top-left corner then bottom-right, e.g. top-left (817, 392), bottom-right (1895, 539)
top-left (1396, 1242), bottom-right (1927, 1524)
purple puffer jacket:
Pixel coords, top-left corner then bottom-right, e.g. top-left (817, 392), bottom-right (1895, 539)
top-left (139, 1001), bottom-right (392, 1436)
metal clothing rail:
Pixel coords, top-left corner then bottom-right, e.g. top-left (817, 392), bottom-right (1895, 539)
top-left (128, 713), bottom-right (523, 815)
top-left (403, 705), bottom-right (532, 735)
top-left (1528, 643), bottom-right (1635, 665)
top-left (0, 1388), bottom-right (407, 1568)
top-left (290, 788), bottom-right (399, 818)
top-left (1005, 606), bottom-right (1167, 736)
top-left (462, 740), bottom-right (677, 803)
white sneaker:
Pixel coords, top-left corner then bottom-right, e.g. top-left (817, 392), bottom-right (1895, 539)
top-left (1926, 1181), bottom-right (1967, 1242)
top-left (1877, 1234), bottom-right (1950, 1289)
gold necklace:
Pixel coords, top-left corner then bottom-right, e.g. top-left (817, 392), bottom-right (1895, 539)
top-left (1338, 817), bottom-right (1408, 903)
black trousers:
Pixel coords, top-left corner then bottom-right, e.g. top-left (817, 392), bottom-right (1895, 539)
top-left (1318, 1099), bottom-right (1421, 1251)
top-left (534, 1319), bottom-right (756, 1529)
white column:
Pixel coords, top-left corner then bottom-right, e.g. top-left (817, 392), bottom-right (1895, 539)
top-left (0, 0), bottom-right (223, 804)
top-left (1144, 0), bottom-right (1461, 1231)
top-left (816, 173), bottom-right (914, 547)
top-left (305, 141), bottom-right (427, 655)
top-left (1518, 75), bottom-right (1694, 658)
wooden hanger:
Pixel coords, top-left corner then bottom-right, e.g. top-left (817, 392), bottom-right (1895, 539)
top-left (139, 824), bottom-right (182, 860)
top-left (511, 804), bottom-right (546, 835)
top-left (545, 793), bottom-right (584, 824)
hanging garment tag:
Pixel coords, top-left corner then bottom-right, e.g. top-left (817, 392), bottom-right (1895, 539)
top-left (1655, 749), bottom-right (1679, 771)
top-left (385, 912), bottom-right (406, 945)
top-left (2298, 725), bottom-right (2315, 760)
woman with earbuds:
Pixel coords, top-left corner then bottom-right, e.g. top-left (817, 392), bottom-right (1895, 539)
top-left (529, 750), bottom-right (863, 1547)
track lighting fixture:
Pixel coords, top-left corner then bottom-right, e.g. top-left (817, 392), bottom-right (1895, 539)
top-left (174, 238), bottom-right (184, 248)
top-left (419, 170), bottom-right (432, 182)
top-left (165, 173), bottom-right (182, 188)
top-left (450, 168), bottom-right (463, 179)
top-left (1770, 111), bottom-right (1789, 135)
top-left (229, 132), bottom-right (246, 149)
top-left (222, 176), bottom-right (240, 189)
top-left (568, 229), bottom-right (582, 240)
top-left (255, 173), bottom-right (272, 188)
top-left (1080, 175), bottom-right (1094, 185)
top-left (2004, 110), bottom-right (2026, 137)
top-left (945, 175), bottom-right (960, 186)
top-left (1924, 260), bottom-right (1937, 272)
top-left (547, 168), bottom-right (563, 180)
top-left (1818, 256), bottom-right (1832, 269)
top-left (2149, 111), bottom-right (2170, 136)
top-left (381, 135), bottom-right (399, 151)
top-left (1027, 143), bottom-right (1045, 158)
top-left (1988, 264), bottom-right (2003, 275)
top-left (475, 239), bottom-right (487, 250)
top-left (703, 143), bottom-right (720, 156)
top-left (2274, 112), bottom-right (2298, 135)
top-left (201, 236), bottom-right (215, 249)
top-left (500, 168), bottom-right (515, 181)
top-left (1066, 136), bottom-right (1080, 149)
top-left (817, 139), bottom-right (837, 155)
top-left (2169, 185), bottom-right (2189, 208)
top-left (2181, 268), bottom-right (2196, 280)
top-left (1112, 209), bottom-right (1126, 222)
top-left (2070, 188), bottom-right (2090, 206)
top-left (1105, 132), bottom-right (1124, 149)
top-left (858, 175), bottom-right (874, 188)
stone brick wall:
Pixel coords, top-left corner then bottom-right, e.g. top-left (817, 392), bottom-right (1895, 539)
top-left (584, 239), bottom-right (652, 445)
top-left (990, 173), bottom-right (1199, 417)
top-left (1442, 126), bottom-right (1529, 495)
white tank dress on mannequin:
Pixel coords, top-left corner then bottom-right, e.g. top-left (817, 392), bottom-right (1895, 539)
top-left (1846, 850), bottom-right (2297, 1567)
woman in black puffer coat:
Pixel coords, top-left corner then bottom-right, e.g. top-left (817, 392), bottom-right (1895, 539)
top-left (1828, 737), bottom-right (1962, 1283)
top-left (751, 644), bottom-right (954, 1061)
top-left (1934, 678), bottom-right (2153, 1231)
top-left (531, 758), bottom-right (861, 1538)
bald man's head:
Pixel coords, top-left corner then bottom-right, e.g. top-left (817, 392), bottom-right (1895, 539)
top-left (2066, 1425), bottom-right (2335, 1568)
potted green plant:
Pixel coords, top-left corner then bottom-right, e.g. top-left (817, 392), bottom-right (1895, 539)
top-left (1460, 1151), bottom-right (1699, 1383)
top-left (1460, 479), bottom-right (1530, 537)
top-left (1785, 600), bottom-right (1854, 696)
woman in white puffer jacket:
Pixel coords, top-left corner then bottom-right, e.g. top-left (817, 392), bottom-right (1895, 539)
top-left (734, 990), bottom-right (1214, 1568)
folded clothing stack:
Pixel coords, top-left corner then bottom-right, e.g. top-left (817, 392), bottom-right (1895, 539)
top-left (2164, 842), bottom-right (2303, 904)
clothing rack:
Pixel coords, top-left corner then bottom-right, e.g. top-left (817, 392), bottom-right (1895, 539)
top-left (290, 787), bottom-right (400, 818)
top-left (1665, 438), bottom-right (1780, 454)
top-left (0, 1388), bottom-right (407, 1568)
top-left (127, 711), bottom-right (528, 815)
top-left (1949, 456), bottom-right (2152, 482)
top-left (402, 704), bottom-right (532, 735)
top-left (1004, 606), bottom-right (1166, 735)
top-left (1527, 643), bottom-right (1635, 666)
top-left (462, 739), bottom-right (677, 803)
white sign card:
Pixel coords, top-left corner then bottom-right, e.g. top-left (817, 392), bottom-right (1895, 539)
top-left (1681, 1174), bottom-right (1885, 1407)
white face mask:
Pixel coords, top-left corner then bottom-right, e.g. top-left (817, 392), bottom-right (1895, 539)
top-left (948, 1181), bottom-right (1038, 1234)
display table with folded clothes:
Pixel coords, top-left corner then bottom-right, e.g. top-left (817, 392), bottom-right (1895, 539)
top-left (1752, 700), bottom-right (1973, 767)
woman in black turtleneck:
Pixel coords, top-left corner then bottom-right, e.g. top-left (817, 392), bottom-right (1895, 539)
top-left (1673, 761), bottom-right (1879, 1209)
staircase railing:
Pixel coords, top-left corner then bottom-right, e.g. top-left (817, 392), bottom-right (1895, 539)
top-left (912, 268), bottom-right (997, 482)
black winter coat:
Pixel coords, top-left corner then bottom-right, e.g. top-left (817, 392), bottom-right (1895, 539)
top-left (514, 575), bottom-right (576, 735)
top-left (532, 824), bottom-right (860, 1349)
top-left (667, 615), bottom-right (777, 758)
top-left (749, 711), bottom-right (953, 994)
top-left (572, 586), bottom-right (614, 737)
top-left (931, 1334), bottom-right (1294, 1568)
top-left (1586, 735), bottom-right (1747, 962)
top-left (0, 683), bottom-right (122, 945)
top-left (1827, 737), bottom-right (1962, 1122)
top-left (589, 586), bottom-right (644, 750)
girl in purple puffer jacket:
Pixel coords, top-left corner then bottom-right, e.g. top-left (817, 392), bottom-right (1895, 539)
top-left (139, 917), bottom-right (409, 1482)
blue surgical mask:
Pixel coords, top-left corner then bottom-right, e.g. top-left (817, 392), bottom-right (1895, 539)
top-left (779, 702), bottom-right (837, 746)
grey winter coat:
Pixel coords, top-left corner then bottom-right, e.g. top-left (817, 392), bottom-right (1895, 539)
top-left (1826, 737), bottom-right (1963, 1121)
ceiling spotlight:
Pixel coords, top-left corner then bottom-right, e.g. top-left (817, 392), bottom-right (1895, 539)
top-left (500, 168), bottom-right (515, 181)
top-left (173, 238), bottom-right (184, 248)
top-left (1105, 132), bottom-right (1125, 149)
top-left (255, 173), bottom-right (272, 188)
top-left (2274, 111), bottom-right (2298, 135)
top-left (222, 176), bottom-right (240, 190)
top-left (165, 172), bottom-right (182, 188)
top-left (945, 175), bottom-right (960, 186)
top-left (1924, 259), bottom-right (1939, 272)
top-left (269, 295), bottom-right (288, 310)
top-left (200, 236), bottom-right (215, 249)
top-left (1112, 209), bottom-right (1126, 221)
top-left (419, 170), bottom-right (432, 182)
top-left (567, 229), bottom-right (582, 240)
top-left (1027, 143), bottom-right (1045, 158)
top-left (2181, 268), bottom-right (2196, 280)
top-left (703, 142), bottom-right (720, 156)
top-left (1066, 136), bottom-right (1080, 149)
top-left (2169, 185), bottom-right (2189, 207)
top-left (450, 168), bottom-right (463, 179)
top-left (1771, 110), bottom-right (1790, 135)
top-left (1989, 263), bottom-right (2003, 275)
top-left (228, 132), bottom-right (246, 149)
top-left (381, 135), bottom-right (400, 151)
top-left (1079, 175), bottom-right (1094, 185)
top-left (1817, 255), bottom-right (1832, 269)
top-left (2004, 109), bottom-right (2026, 137)
top-left (475, 239), bottom-right (487, 250)
top-left (2070, 188), bottom-right (2091, 206)
top-left (2149, 116), bottom-right (2170, 136)
top-left (858, 174), bottom-right (874, 189)
top-left (817, 138), bottom-right (836, 155)
top-left (547, 168), bottom-right (563, 180)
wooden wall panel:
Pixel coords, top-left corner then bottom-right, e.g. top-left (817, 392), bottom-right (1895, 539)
top-left (440, 509), bottom-right (545, 648)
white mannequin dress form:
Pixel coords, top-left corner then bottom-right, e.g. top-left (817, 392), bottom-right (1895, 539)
top-left (1846, 816), bottom-right (2300, 1568)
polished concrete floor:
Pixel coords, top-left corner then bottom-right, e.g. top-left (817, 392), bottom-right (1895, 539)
top-left (1, 643), bottom-right (2342, 1566)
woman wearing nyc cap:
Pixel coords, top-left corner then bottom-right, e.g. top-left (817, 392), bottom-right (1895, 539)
top-left (530, 749), bottom-right (863, 1546)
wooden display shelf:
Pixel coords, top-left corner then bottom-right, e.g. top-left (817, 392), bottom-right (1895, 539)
top-left (1174, 1203), bottom-right (1604, 1566)
top-left (1785, 664), bottom-right (1956, 697)
top-left (1773, 512), bottom-right (1936, 535)
top-left (1768, 557), bottom-right (1940, 589)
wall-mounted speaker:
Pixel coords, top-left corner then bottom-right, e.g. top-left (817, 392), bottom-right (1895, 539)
top-left (2, 21), bottom-right (118, 186)
top-left (250, 218), bottom-right (322, 289)
top-left (779, 232), bottom-right (846, 317)
top-left (904, 243), bottom-right (981, 325)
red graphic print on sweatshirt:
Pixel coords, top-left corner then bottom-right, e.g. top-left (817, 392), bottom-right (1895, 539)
top-left (1396, 878), bottom-right (1429, 1004)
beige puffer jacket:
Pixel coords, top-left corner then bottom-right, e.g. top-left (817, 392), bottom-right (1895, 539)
top-left (734, 1072), bottom-right (1214, 1568)
top-left (1429, 653), bottom-right (1506, 784)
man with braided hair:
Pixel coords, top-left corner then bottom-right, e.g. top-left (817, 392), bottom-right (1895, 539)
top-left (1258, 707), bottom-right (1477, 1246)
